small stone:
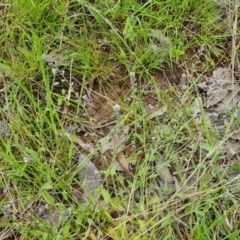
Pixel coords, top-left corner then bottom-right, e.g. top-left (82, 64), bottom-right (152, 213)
top-left (113, 104), bottom-right (121, 113)
top-left (2, 204), bottom-right (11, 216)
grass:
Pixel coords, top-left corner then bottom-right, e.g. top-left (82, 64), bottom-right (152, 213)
top-left (0, 0), bottom-right (240, 239)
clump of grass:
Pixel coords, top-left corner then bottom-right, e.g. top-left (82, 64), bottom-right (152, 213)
top-left (0, 0), bottom-right (239, 239)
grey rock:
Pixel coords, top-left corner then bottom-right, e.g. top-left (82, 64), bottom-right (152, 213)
top-left (78, 157), bottom-right (103, 201)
